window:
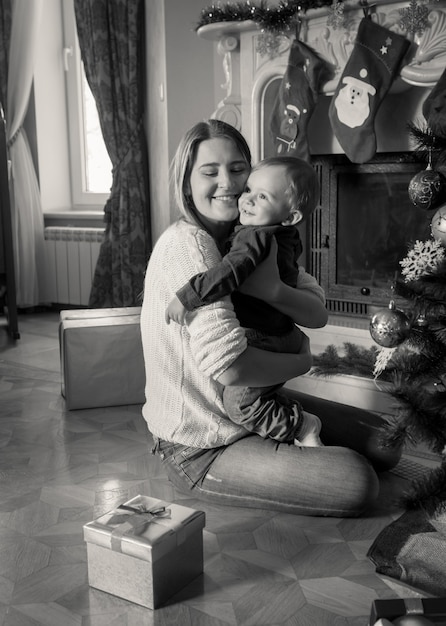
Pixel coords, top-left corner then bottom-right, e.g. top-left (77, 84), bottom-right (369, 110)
top-left (62, 0), bottom-right (112, 208)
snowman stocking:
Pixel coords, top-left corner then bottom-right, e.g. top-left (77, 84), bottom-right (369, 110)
top-left (329, 18), bottom-right (410, 164)
top-left (270, 39), bottom-right (332, 162)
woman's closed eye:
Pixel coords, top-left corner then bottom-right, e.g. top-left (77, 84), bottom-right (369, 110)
top-left (232, 166), bottom-right (249, 175)
top-left (201, 166), bottom-right (247, 178)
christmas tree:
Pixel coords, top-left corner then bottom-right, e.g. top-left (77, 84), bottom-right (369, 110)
top-left (370, 69), bottom-right (446, 512)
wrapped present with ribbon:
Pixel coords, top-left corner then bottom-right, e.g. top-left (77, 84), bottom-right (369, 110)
top-left (83, 495), bottom-right (205, 609)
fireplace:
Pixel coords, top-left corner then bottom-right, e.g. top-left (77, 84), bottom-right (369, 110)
top-left (261, 85), bottom-right (432, 317)
top-left (306, 153), bottom-right (431, 316)
top-left (197, 3), bottom-right (446, 318)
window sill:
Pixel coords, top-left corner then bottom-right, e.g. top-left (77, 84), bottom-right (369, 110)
top-left (44, 209), bottom-right (104, 229)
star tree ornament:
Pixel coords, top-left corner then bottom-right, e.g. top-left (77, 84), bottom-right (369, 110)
top-left (369, 300), bottom-right (411, 348)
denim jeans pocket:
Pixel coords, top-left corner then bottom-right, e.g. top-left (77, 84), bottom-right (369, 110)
top-left (160, 441), bottom-right (224, 489)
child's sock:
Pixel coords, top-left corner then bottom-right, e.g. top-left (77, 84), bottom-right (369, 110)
top-left (294, 412), bottom-right (324, 447)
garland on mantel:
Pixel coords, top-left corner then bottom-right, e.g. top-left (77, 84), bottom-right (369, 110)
top-left (196, 0), bottom-right (433, 36)
top-left (195, 0), bottom-right (333, 34)
top-left (311, 342), bottom-right (392, 381)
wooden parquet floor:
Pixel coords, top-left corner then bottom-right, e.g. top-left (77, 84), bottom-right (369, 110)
top-left (0, 310), bottom-right (439, 626)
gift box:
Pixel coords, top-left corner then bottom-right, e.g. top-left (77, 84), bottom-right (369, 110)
top-left (369, 598), bottom-right (446, 625)
top-left (83, 495), bottom-right (206, 609)
top-left (59, 307), bottom-right (145, 409)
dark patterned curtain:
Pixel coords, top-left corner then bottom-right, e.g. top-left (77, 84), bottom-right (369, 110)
top-left (0, 0), bottom-right (11, 112)
top-left (0, 0), bottom-right (11, 278)
top-left (74, 0), bottom-right (151, 307)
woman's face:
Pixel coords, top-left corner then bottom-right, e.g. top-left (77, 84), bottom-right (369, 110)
top-left (189, 137), bottom-right (250, 224)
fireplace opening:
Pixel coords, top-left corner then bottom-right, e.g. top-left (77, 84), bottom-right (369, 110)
top-left (309, 153), bottom-right (430, 317)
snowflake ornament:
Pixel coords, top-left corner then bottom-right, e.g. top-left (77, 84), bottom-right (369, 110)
top-left (400, 238), bottom-right (446, 282)
top-left (327, 0), bottom-right (346, 30)
top-left (399, 0), bottom-right (429, 37)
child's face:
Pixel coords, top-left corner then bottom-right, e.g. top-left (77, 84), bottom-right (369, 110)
top-left (238, 165), bottom-right (291, 226)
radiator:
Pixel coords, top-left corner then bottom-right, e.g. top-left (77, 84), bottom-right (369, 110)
top-left (43, 226), bottom-right (104, 305)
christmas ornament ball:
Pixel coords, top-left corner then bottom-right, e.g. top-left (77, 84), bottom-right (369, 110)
top-left (431, 203), bottom-right (446, 245)
top-left (369, 302), bottom-right (410, 347)
top-left (408, 167), bottom-right (446, 210)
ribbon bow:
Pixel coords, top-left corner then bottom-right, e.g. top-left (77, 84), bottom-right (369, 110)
top-left (108, 501), bottom-right (171, 552)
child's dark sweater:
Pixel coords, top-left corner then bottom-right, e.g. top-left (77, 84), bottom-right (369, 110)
top-left (176, 223), bottom-right (302, 335)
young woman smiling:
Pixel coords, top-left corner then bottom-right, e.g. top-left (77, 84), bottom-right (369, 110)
top-left (140, 119), bottom-right (401, 517)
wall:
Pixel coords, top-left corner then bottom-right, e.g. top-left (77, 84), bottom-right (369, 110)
top-left (165, 1), bottom-right (216, 164)
top-left (34, 0), bottom-right (71, 213)
top-left (146, 0), bottom-right (217, 244)
top-left (145, 0), bottom-right (169, 244)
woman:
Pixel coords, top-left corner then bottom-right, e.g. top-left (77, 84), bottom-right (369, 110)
top-left (140, 119), bottom-right (400, 517)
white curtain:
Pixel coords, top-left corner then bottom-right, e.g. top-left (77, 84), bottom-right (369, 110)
top-left (7, 0), bottom-right (44, 307)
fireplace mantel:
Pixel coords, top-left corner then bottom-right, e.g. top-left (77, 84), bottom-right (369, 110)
top-left (198, 0), bottom-right (446, 161)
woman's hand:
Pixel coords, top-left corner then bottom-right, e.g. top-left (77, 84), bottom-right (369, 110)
top-left (238, 238), bottom-right (328, 329)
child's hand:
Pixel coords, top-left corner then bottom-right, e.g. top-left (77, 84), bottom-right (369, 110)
top-left (165, 296), bottom-right (187, 325)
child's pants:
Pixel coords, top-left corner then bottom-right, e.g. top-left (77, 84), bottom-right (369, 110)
top-left (222, 326), bottom-right (305, 442)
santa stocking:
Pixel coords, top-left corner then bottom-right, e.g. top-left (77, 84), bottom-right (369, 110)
top-left (329, 18), bottom-right (410, 164)
top-left (270, 39), bottom-right (332, 162)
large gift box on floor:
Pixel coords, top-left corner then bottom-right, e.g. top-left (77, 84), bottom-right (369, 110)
top-left (59, 307), bottom-right (145, 409)
top-left (83, 495), bottom-right (206, 609)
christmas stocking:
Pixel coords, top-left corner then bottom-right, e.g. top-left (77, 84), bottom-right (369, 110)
top-left (270, 39), bottom-right (332, 162)
top-left (329, 18), bottom-right (410, 164)
top-left (423, 66), bottom-right (446, 137)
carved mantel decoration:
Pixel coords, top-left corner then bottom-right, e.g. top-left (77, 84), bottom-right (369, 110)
top-left (197, 0), bottom-right (446, 159)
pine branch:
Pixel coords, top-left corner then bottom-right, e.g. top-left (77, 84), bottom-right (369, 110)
top-left (386, 381), bottom-right (446, 454)
top-left (395, 259), bottom-right (446, 304)
top-left (402, 461), bottom-right (446, 517)
top-left (407, 121), bottom-right (446, 157)
top-left (377, 416), bottom-right (412, 450)
top-left (387, 330), bottom-right (446, 382)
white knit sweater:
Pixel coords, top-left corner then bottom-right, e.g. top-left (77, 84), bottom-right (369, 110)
top-left (140, 219), bottom-right (325, 449)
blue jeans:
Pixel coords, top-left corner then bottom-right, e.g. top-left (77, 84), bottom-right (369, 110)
top-left (151, 390), bottom-right (402, 518)
top-left (223, 327), bottom-right (305, 442)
